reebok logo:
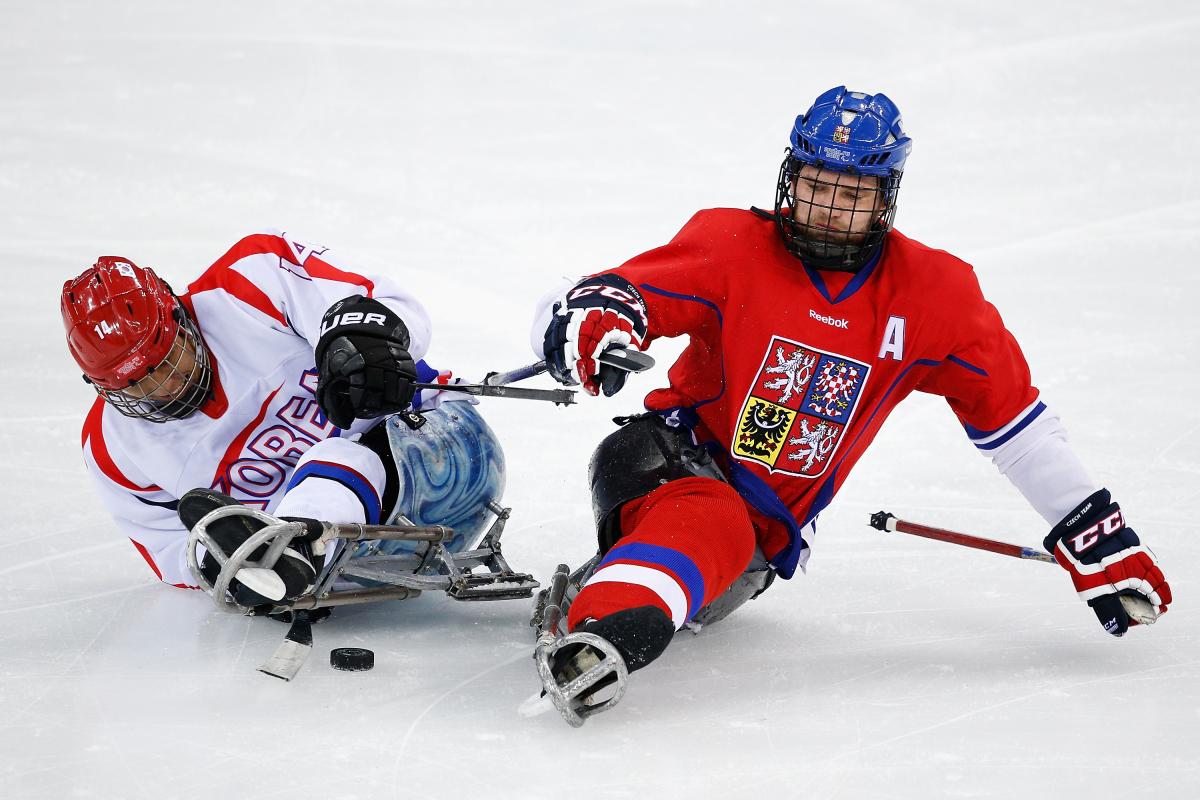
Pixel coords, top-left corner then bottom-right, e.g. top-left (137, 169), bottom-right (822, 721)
top-left (809, 309), bottom-right (849, 329)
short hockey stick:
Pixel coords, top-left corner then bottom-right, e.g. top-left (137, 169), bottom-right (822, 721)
top-left (868, 511), bottom-right (1055, 562)
top-left (868, 511), bottom-right (1157, 625)
top-left (412, 348), bottom-right (656, 407)
top-left (482, 348), bottom-right (656, 387)
top-left (412, 382), bottom-right (577, 406)
top-left (258, 610), bottom-right (314, 681)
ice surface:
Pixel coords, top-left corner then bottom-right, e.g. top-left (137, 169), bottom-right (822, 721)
top-left (3, 2), bottom-right (1198, 798)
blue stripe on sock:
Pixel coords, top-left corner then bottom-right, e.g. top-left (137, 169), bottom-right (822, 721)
top-left (599, 542), bottom-right (707, 622)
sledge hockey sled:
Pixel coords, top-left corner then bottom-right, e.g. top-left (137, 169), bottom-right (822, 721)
top-left (186, 499), bottom-right (539, 616)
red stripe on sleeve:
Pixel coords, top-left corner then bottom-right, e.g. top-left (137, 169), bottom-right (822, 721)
top-left (129, 537), bottom-right (164, 580)
top-left (82, 399), bottom-right (161, 492)
top-left (304, 254), bottom-right (375, 298)
top-left (187, 233), bottom-right (291, 326)
top-left (128, 539), bottom-right (200, 589)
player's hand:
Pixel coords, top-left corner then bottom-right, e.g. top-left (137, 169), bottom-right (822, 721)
top-left (315, 295), bottom-right (417, 428)
top-left (1044, 489), bottom-right (1171, 636)
top-left (543, 274), bottom-right (648, 396)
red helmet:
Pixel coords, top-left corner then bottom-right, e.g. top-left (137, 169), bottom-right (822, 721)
top-left (61, 257), bottom-right (212, 421)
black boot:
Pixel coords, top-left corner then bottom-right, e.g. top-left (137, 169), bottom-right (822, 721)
top-left (554, 605), bottom-right (676, 681)
top-left (179, 489), bottom-right (319, 605)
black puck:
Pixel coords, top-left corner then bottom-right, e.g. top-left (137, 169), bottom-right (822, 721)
top-left (330, 647), bottom-right (374, 671)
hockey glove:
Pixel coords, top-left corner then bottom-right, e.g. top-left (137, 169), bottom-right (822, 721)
top-left (543, 274), bottom-right (649, 396)
top-left (315, 295), bottom-right (417, 428)
top-left (1044, 489), bottom-right (1171, 636)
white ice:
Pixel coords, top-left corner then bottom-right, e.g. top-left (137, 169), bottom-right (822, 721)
top-left (3, 2), bottom-right (1198, 798)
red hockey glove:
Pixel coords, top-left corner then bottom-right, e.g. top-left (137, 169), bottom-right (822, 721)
top-left (1044, 489), bottom-right (1171, 636)
top-left (543, 274), bottom-right (648, 396)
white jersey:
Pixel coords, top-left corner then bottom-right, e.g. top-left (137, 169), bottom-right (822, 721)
top-left (81, 230), bottom-right (433, 588)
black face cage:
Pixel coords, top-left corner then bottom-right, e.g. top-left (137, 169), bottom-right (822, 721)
top-left (773, 153), bottom-right (903, 273)
top-left (97, 308), bottom-right (214, 423)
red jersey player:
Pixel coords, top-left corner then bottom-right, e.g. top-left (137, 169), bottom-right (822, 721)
top-left (531, 86), bottom-right (1172, 725)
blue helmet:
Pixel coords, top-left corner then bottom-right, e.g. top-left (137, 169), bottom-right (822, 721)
top-left (774, 86), bottom-right (913, 272)
top-left (371, 402), bottom-right (506, 557)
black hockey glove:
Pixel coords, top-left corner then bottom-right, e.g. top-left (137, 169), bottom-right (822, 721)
top-left (315, 295), bottom-right (417, 428)
top-left (1044, 489), bottom-right (1172, 636)
top-left (543, 274), bottom-right (648, 397)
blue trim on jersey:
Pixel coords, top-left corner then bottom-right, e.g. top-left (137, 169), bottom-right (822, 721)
top-left (286, 462), bottom-right (381, 523)
top-left (135, 495), bottom-right (179, 511)
top-left (967, 402), bottom-right (1046, 451)
top-left (801, 247), bottom-right (883, 305)
top-left (963, 401), bottom-right (1044, 440)
top-left (946, 355), bottom-right (988, 377)
top-left (727, 462), bottom-right (810, 579)
top-left (411, 359), bottom-right (441, 410)
top-left (639, 283), bottom-right (726, 409)
top-left (761, 357), bottom-right (945, 577)
top-left (599, 541), bottom-right (707, 622)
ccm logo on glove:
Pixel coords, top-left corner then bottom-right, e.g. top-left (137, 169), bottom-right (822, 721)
top-left (566, 284), bottom-right (649, 327)
top-left (1066, 509), bottom-right (1124, 554)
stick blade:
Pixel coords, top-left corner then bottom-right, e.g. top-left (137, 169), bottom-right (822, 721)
top-left (597, 348), bottom-right (655, 373)
top-left (257, 615), bottom-right (314, 681)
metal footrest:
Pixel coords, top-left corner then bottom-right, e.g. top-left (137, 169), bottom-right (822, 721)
top-left (533, 631), bottom-right (629, 728)
top-left (447, 571), bottom-right (540, 600)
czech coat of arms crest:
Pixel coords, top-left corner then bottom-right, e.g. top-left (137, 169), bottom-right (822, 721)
top-left (732, 335), bottom-right (870, 477)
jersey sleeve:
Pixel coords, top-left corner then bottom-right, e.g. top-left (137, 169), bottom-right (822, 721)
top-left (914, 266), bottom-right (1039, 436)
top-left (608, 210), bottom-right (733, 344)
top-left (81, 402), bottom-right (197, 589)
top-left (185, 229), bottom-right (432, 360)
top-left (528, 211), bottom-right (725, 358)
top-left (914, 266), bottom-right (1097, 524)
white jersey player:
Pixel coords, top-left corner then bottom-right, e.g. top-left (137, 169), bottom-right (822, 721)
top-left (61, 229), bottom-right (459, 607)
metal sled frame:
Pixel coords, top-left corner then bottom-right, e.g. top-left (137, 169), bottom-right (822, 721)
top-left (529, 558), bottom-right (630, 727)
top-left (186, 500), bottom-right (539, 616)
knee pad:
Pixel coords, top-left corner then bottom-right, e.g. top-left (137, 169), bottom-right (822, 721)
top-left (588, 414), bottom-right (727, 553)
top-left (371, 402), bottom-right (506, 554)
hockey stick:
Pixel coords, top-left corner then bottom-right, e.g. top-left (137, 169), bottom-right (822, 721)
top-left (482, 348), bottom-right (656, 387)
top-left (868, 511), bottom-right (1157, 625)
top-left (868, 511), bottom-right (1055, 562)
top-left (411, 349), bottom-right (657, 407)
top-left (412, 382), bottom-right (577, 406)
top-left (258, 610), bottom-right (314, 681)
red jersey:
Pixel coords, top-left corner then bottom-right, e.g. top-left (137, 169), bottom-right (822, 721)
top-left (603, 208), bottom-right (1039, 577)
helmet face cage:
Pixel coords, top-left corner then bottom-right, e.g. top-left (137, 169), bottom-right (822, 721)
top-left (95, 308), bottom-right (213, 423)
top-left (774, 152), bottom-right (903, 273)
